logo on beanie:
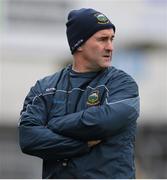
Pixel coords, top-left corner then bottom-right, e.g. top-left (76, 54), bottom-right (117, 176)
top-left (72, 39), bottom-right (84, 51)
top-left (94, 13), bottom-right (110, 24)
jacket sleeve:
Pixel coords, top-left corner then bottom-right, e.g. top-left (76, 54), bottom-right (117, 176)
top-left (48, 76), bottom-right (140, 141)
top-left (19, 80), bottom-right (90, 160)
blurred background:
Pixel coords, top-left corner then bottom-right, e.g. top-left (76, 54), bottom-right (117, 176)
top-left (0, 0), bottom-right (167, 178)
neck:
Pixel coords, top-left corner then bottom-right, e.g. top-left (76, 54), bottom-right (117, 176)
top-left (72, 54), bottom-right (102, 73)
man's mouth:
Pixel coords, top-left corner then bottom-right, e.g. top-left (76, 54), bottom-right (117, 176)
top-left (103, 55), bottom-right (111, 59)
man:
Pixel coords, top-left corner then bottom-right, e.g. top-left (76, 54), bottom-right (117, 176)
top-left (19, 8), bottom-right (140, 179)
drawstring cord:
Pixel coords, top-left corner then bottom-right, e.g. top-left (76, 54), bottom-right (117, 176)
top-left (66, 71), bottom-right (71, 114)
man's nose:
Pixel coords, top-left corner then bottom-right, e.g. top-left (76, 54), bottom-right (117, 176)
top-left (105, 41), bottom-right (114, 51)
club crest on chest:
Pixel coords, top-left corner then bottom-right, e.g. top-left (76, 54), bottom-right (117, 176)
top-left (87, 90), bottom-right (100, 106)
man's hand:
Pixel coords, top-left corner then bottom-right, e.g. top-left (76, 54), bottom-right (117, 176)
top-left (88, 140), bottom-right (101, 147)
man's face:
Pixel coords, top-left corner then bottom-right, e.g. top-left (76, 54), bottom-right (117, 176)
top-left (80, 29), bottom-right (115, 71)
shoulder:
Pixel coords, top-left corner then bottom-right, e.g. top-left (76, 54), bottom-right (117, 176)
top-left (106, 66), bottom-right (139, 96)
top-left (32, 68), bottom-right (66, 94)
top-left (107, 66), bottom-right (135, 81)
top-left (107, 66), bottom-right (138, 85)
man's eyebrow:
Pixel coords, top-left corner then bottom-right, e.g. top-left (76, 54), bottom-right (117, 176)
top-left (98, 35), bottom-right (115, 38)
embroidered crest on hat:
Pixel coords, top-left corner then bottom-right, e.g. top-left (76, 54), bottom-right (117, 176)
top-left (94, 13), bottom-right (110, 24)
top-left (87, 90), bottom-right (100, 106)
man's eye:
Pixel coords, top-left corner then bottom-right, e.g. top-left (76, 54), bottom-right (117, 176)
top-left (99, 37), bottom-right (106, 41)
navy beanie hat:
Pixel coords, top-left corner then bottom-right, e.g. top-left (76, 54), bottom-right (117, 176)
top-left (66, 8), bottom-right (115, 54)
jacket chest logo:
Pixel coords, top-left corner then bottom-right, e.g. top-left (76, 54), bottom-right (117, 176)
top-left (87, 90), bottom-right (100, 106)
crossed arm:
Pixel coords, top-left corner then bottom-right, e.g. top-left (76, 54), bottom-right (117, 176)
top-left (48, 96), bottom-right (139, 141)
top-left (19, 83), bottom-right (90, 160)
